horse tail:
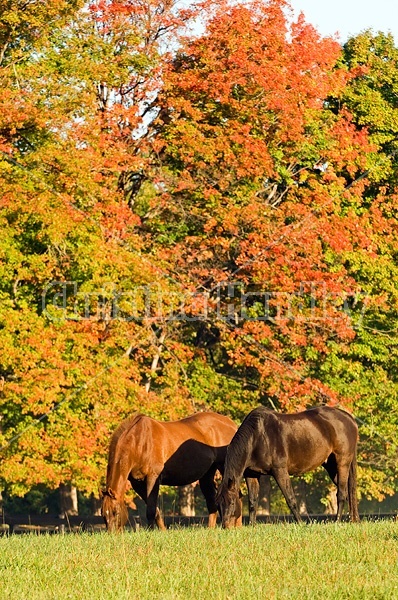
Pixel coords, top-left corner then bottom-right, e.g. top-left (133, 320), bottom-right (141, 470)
top-left (348, 453), bottom-right (360, 522)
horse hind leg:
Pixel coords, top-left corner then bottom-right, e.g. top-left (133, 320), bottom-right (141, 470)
top-left (199, 468), bottom-right (218, 527)
top-left (324, 453), bottom-right (359, 522)
top-left (323, 453), bottom-right (338, 514)
top-left (323, 453), bottom-right (348, 521)
top-left (348, 455), bottom-right (360, 523)
top-left (323, 453), bottom-right (338, 485)
top-left (335, 459), bottom-right (351, 522)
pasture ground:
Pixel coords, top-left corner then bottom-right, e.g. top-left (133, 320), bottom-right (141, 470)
top-left (1, 520), bottom-right (397, 599)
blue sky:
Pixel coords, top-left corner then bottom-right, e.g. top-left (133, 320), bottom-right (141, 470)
top-left (289, 0), bottom-right (398, 43)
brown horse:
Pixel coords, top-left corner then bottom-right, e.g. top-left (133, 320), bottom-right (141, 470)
top-left (101, 411), bottom-right (260, 531)
top-left (216, 406), bottom-right (360, 528)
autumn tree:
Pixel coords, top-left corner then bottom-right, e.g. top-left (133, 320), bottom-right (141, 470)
top-left (142, 0), bottom-right (398, 501)
top-left (0, 0), bottom-right (199, 504)
top-left (150, 0), bottom-right (367, 399)
top-left (1, 0), bottom-right (398, 512)
top-left (319, 30), bottom-right (398, 500)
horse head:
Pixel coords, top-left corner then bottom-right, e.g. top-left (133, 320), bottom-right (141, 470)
top-left (216, 478), bottom-right (242, 529)
top-left (101, 488), bottom-right (128, 532)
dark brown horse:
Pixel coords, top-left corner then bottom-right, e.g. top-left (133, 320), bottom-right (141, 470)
top-left (101, 411), bottom-right (260, 531)
top-left (216, 406), bottom-right (360, 528)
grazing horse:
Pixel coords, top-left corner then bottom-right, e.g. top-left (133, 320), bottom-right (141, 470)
top-left (101, 411), bottom-right (260, 531)
top-left (216, 406), bottom-right (360, 528)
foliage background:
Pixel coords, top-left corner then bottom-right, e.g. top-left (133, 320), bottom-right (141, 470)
top-left (0, 0), bottom-right (397, 511)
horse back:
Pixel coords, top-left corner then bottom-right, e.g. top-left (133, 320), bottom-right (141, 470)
top-left (155, 412), bottom-right (237, 462)
top-left (110, 411), bottom-right (237, 484)
top-left (242, 406), bottom-right (358, 476)
top-left (304, 406), bottom-right (358, 442)
top-left (174, 412), bottom-right (237, 445)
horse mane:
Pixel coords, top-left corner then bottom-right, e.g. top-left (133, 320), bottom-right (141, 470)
top-left (223, 407), bottom-right (270, 483)
top-left (108, 412), bottom-right (145, 462)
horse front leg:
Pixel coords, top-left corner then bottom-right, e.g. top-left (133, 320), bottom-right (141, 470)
top-left (272, 467), bottom-right (302, 523)
top-left (131, 476), bottom-right (166, 530)
top-left (146, 476), bottom-right (166, 530)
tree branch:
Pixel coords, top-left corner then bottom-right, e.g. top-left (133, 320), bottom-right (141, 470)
top-left (145, 328), bottom-right (167, 393)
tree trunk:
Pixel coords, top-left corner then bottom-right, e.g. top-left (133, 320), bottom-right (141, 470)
top-left (178, 484), bottom-right (196, 516)
top-left (296, 479), bottom-right (308, 515)
top-left (91, 494), bottom-right (102, 516)
top-left (257, 475), bottom-right (271, 515)
top-left (145, 329), bottom-right (167, 393)
top-left (59, 484), bottom-right (78, 518)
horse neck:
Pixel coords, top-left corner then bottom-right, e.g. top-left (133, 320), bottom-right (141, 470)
top-left (223, 427), bottom-right (253, 486)
top-left (106, 448), bottom-right (131, 499)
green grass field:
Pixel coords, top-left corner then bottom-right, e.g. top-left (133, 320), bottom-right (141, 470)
top-left (1, 521), bottom-right (398, 599)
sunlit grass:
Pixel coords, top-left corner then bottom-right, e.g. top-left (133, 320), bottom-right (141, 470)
top-left (1, 521), bottom-right (398, 599)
